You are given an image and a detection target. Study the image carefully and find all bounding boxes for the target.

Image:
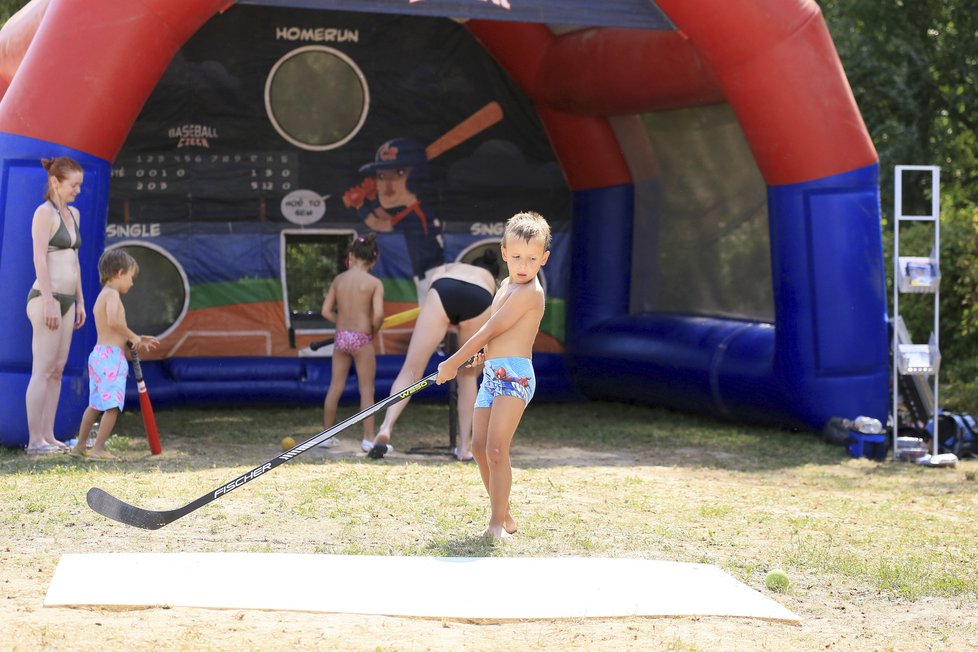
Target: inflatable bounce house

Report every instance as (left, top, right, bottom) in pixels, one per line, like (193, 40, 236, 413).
(0, 0, 889, 448)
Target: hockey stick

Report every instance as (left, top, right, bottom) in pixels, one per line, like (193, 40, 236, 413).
(127, 342, 163, 455)
(309, 306, 421, 351)
(86, 363, 454, 530)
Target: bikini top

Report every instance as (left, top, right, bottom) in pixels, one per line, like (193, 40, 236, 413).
(47, 202, 81, 252)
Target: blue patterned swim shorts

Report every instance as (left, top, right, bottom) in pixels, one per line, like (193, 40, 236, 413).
(474, 357, 535, 408)
(88, 344, 128, 411)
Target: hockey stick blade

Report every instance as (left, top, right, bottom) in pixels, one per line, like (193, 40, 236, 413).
(84, 364, 458, 529)
(87, 487, 185, 530)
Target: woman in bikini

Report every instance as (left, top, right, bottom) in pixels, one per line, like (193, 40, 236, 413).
(320, 233, 384, 446)
(25, 157, 86, 455)
(366, 249, 499, 461)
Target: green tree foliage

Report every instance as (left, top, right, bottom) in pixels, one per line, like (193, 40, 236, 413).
(284, 236, 346, 316)
(819, 0, 978, 410)
(0, 0, 29, 24)
(819, 0, 978, 189)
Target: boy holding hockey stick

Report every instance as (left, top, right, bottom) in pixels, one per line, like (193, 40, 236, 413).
(436, 211, 550, 539)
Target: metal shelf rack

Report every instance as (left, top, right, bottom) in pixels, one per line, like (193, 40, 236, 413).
(892, 165, 941, 458)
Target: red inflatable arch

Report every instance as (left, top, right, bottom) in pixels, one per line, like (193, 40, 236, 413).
(1, 0, 874, 185)
(0, 0, 888, 448)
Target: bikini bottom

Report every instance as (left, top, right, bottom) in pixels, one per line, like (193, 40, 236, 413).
(27, 288, 75, 317)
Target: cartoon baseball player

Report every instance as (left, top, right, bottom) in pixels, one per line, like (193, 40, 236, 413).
(343, 138, 445, 301)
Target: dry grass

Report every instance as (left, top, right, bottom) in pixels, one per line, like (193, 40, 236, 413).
(2, 400, 977, 651)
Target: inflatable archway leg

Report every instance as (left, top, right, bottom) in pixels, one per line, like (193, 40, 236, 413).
(768, 163, 889, 426)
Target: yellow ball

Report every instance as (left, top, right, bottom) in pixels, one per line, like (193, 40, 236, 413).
(281, 436, 296, 450)
(765, 569, 790, 593)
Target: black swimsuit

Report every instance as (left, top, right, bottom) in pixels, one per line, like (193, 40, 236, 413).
(431, 278, 493, 325)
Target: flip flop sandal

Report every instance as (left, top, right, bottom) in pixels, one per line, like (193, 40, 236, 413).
(25, 443, 62, 455)
(86, 450, 119, 461)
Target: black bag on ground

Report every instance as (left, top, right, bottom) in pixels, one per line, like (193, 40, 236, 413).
(930, 411, 978, 457)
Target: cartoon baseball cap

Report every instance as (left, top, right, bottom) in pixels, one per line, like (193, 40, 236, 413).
(359, 138, 428, 174)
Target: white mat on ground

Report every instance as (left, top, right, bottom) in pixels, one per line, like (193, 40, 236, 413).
(44, 553, 799, 622)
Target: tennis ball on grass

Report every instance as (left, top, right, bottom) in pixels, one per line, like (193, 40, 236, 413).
(281, 436, 296, 450)
(765, 569, 790, 593)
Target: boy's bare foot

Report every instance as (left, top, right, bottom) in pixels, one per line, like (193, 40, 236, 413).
(504, 513, 517, 535)
(373, 427, 391, 446)
(483, 524, 513, 540)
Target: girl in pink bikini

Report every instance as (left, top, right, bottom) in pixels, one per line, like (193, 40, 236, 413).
(320, 233, 384, 448)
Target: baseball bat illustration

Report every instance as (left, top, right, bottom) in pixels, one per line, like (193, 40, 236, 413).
(425, 101, 503, 160)
(127, 342, 162, 455)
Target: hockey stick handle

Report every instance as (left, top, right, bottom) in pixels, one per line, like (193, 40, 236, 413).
(126, 340, 144, 381)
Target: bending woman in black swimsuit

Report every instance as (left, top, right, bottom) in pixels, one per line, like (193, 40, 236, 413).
(24, 157, 86, 455)
(367, 250, 499, 460)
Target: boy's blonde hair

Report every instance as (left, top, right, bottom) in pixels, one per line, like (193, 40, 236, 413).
(503, 211, 551, 250)
(98, 249, 138, 285)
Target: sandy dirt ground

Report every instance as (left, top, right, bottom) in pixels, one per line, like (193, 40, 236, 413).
(4, 438, 978, 651)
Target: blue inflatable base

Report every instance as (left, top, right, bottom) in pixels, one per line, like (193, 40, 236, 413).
(124, 353, 579, 409)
